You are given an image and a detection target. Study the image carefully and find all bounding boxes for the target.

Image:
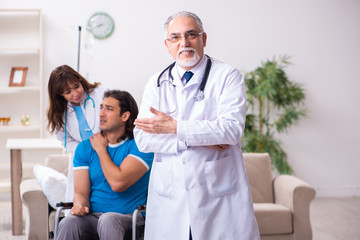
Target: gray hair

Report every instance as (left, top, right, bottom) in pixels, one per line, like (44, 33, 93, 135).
(164, 11, 204, 37)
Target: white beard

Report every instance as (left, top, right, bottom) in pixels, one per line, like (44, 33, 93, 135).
(176, 48, 201, 68)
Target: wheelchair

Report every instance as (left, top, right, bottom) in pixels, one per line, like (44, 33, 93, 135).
(51, 202, 146, 240)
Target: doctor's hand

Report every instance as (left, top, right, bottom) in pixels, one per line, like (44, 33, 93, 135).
(204, 144, 230, 151)
(90, 132, 108, 154)
(134, 107, 177, 134)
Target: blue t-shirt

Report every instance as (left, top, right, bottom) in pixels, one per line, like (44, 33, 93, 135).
(73, 138, 154, 214)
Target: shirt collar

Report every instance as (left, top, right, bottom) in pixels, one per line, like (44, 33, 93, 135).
(108, 138, 128, 148)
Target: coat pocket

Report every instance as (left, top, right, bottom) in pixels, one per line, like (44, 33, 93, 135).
(152, 160, 173, 198)
(204, 155, 239, 197)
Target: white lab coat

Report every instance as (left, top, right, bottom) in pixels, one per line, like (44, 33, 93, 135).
(56, 86, 105, 202)
(134, 57, 260, 240)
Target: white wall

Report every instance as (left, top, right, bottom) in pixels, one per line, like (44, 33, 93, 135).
(1, 0, 359, 197)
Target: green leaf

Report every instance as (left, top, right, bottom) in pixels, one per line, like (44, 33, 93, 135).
(275, 108, 308, 133)
(242, 55, 306, 174)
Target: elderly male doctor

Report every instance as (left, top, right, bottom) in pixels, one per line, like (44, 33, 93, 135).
(134, 11, 260, 240)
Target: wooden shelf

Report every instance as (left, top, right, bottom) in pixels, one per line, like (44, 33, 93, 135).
(0, 48, 39, 56)
(0, 86, 40, 94)
(0, 9, 40, 14)
(0, 124, 41, 132)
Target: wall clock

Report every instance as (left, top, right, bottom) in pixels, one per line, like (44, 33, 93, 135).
(87, 12, 114, 39)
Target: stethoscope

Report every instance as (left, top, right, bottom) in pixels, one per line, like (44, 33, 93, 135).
(64, 93, 95, 148)
(157, 55, 212, 103)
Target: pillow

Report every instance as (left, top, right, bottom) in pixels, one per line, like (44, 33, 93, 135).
(33, 165, 67, 209)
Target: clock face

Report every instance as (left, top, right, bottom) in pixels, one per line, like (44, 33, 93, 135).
(87, 12, 114, 39)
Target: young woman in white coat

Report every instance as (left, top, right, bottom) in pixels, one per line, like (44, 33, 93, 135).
(47, 65, 105, 203)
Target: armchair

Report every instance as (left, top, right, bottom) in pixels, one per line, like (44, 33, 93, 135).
(243, 153, 316, 240)
(20, 154, 69, 240)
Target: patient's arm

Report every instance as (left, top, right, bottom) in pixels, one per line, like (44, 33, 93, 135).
(71, 169, 91, 216)
(91, 132, 148, 192)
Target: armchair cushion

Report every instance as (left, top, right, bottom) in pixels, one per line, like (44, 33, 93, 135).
(33, 165, 67, 209)
(254, 203, 292, 235)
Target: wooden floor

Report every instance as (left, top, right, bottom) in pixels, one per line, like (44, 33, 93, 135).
(0, 195, 359, 240)
(310, 197, 360, 240)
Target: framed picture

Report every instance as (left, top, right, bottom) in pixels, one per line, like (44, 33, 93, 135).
(9, 67, 28, 86)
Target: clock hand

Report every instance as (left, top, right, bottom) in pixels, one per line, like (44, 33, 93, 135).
(92, 23, 104, 29)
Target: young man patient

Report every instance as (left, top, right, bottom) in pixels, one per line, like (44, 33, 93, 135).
(57, 90, 154, 240)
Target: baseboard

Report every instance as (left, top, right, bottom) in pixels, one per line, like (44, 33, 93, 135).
(315, 186, 360, 197)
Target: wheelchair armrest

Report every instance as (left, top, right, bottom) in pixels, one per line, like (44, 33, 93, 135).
(136, 204, 146, 211)
(56, 201, 74, 208)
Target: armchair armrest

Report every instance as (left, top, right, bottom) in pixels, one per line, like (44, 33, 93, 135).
(273, 174, 316, 240)
(20, 179, 50, 240)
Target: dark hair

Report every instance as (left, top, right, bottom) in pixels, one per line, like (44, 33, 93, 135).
(46, 65, 100, 134)
(103, 90, 138, 140)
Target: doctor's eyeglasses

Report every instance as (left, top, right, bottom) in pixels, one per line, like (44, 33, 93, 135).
(166, 31, 204, 43)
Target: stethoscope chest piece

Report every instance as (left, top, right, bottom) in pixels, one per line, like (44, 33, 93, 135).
(194, 90, 205, 101)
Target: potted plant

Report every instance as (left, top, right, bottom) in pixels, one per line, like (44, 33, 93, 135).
(242, 56, 307, 174)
